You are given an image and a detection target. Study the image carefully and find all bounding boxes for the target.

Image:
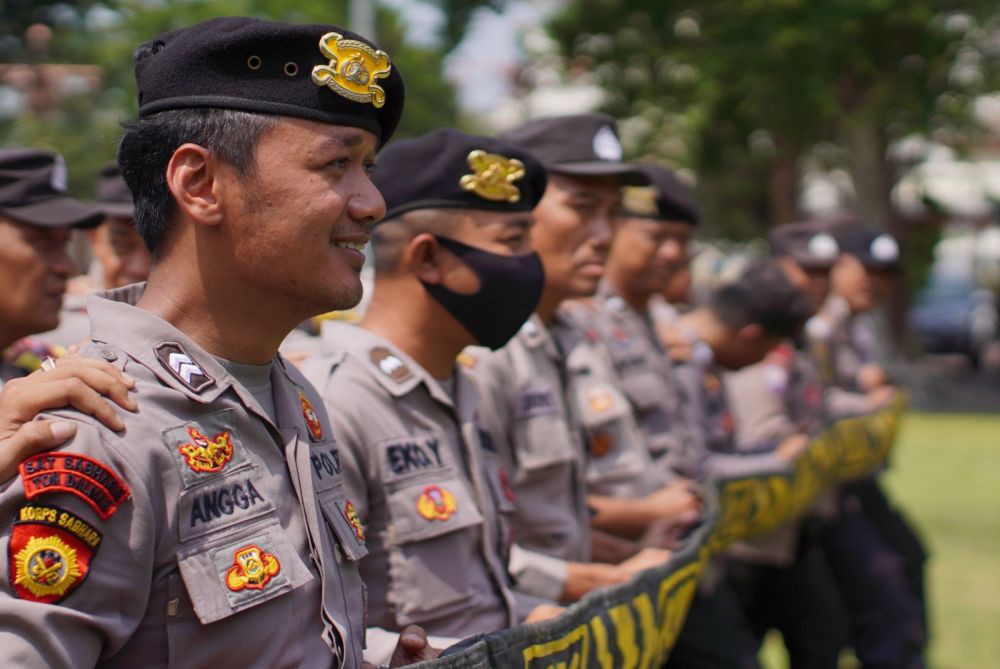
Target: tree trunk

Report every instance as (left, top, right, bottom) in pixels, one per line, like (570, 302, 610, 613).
(766, 135, 799, 228)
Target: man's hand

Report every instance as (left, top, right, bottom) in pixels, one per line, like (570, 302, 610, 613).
(867, 385, 897, 410)
(0, 357, 136, 481)
(638, 479, 702, 524)
(776, 433, 810, 462)
(384, 625, 442, 667)
(524, 603, 565, 624)
(857, 363, 889, 392)
(619, 547, 672, 576)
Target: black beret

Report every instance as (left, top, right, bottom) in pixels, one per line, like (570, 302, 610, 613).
(0, 148, 102, 228)
(830, 220, 902, 272)
(499, 113, 648, 185)
(373, 128, 548, 221)
(768, 220, 840, 271)
(135, 17, 405, 145)
(620, 164, 699, 225)
(95, 161, 133, 218)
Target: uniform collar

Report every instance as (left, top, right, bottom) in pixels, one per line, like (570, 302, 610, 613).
(87, 283, 284, 412)
(319, 320, 455, 407)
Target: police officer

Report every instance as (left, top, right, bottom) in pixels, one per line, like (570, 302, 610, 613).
(0, 149, 103, 382)
(300, 129, 565, 664)
(723, 222, 848, 669)
(563, 163, 699, 471)
(40, 161, 152, 348)
(0, 17, 431, 667)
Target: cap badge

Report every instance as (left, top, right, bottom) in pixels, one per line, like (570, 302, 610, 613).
(622, 186, 659, 216)
(871, 234, 900, 262)
(593, 125, 623, 161)
(312, 32, 392, 109)
(806, 233, 839, 260)
(459, 150, 525, 203)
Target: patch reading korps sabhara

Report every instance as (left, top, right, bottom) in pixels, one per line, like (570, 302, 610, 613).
(20, 453, 130, 520)
(155, 342, 215, 393)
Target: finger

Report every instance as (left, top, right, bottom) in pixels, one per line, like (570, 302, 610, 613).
(52, 357, 136, 390)
(397, 625, 429, 651)
(45, 365, 137, 411)
(57, 380, 126, 432)
(0, 420, 77, 482)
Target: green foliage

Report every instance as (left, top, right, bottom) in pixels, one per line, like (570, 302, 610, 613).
(549, 1, 1000, 238)
(0, 0, 458, 197)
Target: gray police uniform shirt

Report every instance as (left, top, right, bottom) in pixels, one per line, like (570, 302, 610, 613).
(807, 295, 874, 420)
(37, 292, 92, 349)
(723, 341, 828, 565)
(548, 312, 673, 499)
(301, 321, 527, 660)
(0, 285, 367, 668)
(462, 315, 592, 602)
(567, 282, 691, 465)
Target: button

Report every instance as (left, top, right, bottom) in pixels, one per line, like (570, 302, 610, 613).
(98, 348, 118, 362)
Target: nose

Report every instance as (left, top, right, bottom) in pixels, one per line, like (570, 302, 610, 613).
(588, 212, 613, 253)
(348, 173, 387, 231)
(50, 247, 75, 279)
(661, 238, 685, 263)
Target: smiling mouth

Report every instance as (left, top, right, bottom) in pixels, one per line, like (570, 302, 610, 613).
(331, 240, 366, 251)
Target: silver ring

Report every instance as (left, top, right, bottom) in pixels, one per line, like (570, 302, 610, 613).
(40, 356, 57, 372)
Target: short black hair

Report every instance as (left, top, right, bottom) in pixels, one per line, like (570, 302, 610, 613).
(116, 107, 276, 253)
(709, 260, 814, 338)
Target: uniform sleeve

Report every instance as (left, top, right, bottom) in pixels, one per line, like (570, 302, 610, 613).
(0, 420, 157, 668)
(724, 363, 798, 451)
(507, 543, 568, 603)
(824, 386, 874, 420)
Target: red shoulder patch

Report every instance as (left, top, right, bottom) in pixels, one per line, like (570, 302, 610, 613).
(9, 503, 102, 604)
(20, 453, 130, 520)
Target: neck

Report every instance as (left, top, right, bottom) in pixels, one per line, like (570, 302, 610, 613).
(535, 285, 567, 325)
(605, 263, 651, 312)
(361, 282, 470, 380)
(137, 260, 300, 365)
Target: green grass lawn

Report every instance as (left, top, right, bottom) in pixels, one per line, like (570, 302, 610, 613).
(762, 412, 1000, 669)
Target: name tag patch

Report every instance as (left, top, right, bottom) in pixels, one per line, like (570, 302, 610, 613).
(516, 385, 560, 419)
(20, 453, 130, 520)
(383, 435, 445, 478)
(179, 474, 274, 542)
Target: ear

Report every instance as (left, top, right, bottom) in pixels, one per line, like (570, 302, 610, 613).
(404, 233, 444, 284)
(165, 143, 223, 227)
(736, 323, 764, 341)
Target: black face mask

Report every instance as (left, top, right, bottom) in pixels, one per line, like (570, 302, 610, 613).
(420, 235, 545, 350)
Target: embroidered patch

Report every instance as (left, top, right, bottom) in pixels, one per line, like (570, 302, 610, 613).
(586, 387, 616, 414)
(163, 411, 250, 488)
(382, 435, 445, 479)
(344, 500, 365, 541)
(184, 477, 270, 535)
(299, 391, 323, 441)
(9, 504, 101, 604)
(369, 347, 412, 383)
(154, 342, 214, 393)
(178, 426, 235, 474)
(516, 385, 560, 419)
(416, 485, 457, 521)
(590, 428, 615, 458)
(312, 32, 392, 108)
(702, 372, 721, 393)
(20, 453, 130, 520)
(498, 468, 516, 502)
(459, 149, 525, 203)
(456, 351, 478, 369)
(225, 544, 281, 592)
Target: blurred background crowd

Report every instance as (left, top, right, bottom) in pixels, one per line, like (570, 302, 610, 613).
(1, 1, 998, 667)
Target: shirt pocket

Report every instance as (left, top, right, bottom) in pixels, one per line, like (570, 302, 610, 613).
(174, 516, 314, 625)
(382, 473, 486, 624)
(512, 412, 579, 473)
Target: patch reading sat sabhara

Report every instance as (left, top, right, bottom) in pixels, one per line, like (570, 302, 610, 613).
(154, 342, 214, 393)
(9, 503, 102, 604)
(311, 32, 392, 108)
(178, 425, 234, 474)
(370, 346, 412, 383)
(19, 453, 130, 520)
(298, 391, 323, 441)
(225, 544, 281, 592)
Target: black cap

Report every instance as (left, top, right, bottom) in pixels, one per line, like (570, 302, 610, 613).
(831, 221, 902, 272)
(95, 161, 134, 219)
(135, 17, 405, 145)
(620, 164, 699, 224)
(373, 128, 548, 221)
(0, 149, 103, 228)
(769, 220, 840, 271)
(499, 113, 648, 185)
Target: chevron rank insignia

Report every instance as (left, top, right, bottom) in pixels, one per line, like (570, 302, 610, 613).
(155, 342, 215, 393)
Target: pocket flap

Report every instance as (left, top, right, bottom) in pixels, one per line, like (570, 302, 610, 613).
(177, 522, 313, 624)
(387, 477, 484, 544)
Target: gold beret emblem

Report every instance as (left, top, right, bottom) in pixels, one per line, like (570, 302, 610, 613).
(312, 32, 392, 109)
(622, 186, 659, 217)
(459, 150, 526, 203)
